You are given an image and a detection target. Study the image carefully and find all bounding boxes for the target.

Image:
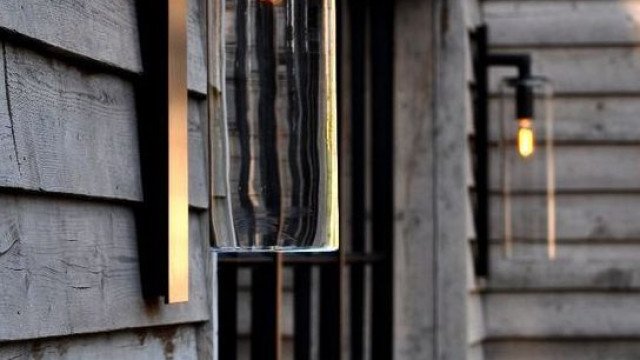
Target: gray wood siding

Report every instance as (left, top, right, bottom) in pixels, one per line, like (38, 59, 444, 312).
(477, 1, 640, 359)
(0, 0, 213, 356)
(0, 325, 199, 360)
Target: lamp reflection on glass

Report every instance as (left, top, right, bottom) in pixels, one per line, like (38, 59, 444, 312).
(209, 0, 338, 252)
(498, 76, 556, 260)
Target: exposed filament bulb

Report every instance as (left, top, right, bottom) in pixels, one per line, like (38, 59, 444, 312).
(517, 118, 534, 158)
(259, 0, 284, 5)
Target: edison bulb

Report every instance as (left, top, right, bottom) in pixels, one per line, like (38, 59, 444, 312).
(517, 118, 534, 158)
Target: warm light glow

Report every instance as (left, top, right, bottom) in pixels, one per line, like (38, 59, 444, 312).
(259, 0, 284, 5)
(517, 118, 534, 158)
(168, 0, 189, 304)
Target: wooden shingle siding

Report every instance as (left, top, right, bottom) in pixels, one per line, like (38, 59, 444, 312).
(0, 44, 209, 208)
(478, 0, 640, 358)
(485, 1, 640, 47)
(485, 341, 640, 360)
(0, 0, 207, 94)
(0, 325, 199, 360)
(484, 292, 640, 338)
(0, 197, 209, 341)
(490, 97, 640, 142)
(489, 47, 640, 95)
(0, 0, 212, 350)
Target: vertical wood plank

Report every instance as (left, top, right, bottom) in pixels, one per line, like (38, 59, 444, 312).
(434, 0, 476, 358)
(392, 0, 436, 358)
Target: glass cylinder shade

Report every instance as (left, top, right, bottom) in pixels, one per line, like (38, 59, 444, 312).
(497, 77, 555, 259)
(215, 0, 338, 251)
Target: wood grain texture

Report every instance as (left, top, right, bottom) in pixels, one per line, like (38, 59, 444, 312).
(483, 292, 640, 338)
(188, 99, 209, 209)
(490, 254, 640, 290)
(0, 195, 209, 342)
(0, 0, 141, 71)
(489, 194, 640, 241)
(0, 0, 207, 93)
(489, 145, 640, 191)
(484, 340, 640, 360)
(488, 47, 640, 95)
(488, 96, 640, 142)
(0, 43, 142, 201)
(0, 46, 20, 185)
(484, 1, 640, 47)
(0, 325, 199, 360)
(394, 0, 436, 358)
(0, 44, 208, 208)
(434, 0, 475, 358)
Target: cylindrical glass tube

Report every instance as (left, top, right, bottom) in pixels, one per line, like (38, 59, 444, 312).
(497, 77, 555, 259)
(214, 0, 338, 251)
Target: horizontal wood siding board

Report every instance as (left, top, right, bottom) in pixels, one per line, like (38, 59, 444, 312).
(0, 195, 209, 342)
(489, 257, 640, 291)
(483, 292, 640, 338)
(0, 0, 207, 94)
(488, 96, 640, 142)
(488, 47, 640, 95)
(484, 340, 640, 360)
(483, 1, 640, 47)
(489, 145, 640, 191)
(0, 325, 199, 360)
(0, 44, 208, 208)
(489, 194, 640, 241)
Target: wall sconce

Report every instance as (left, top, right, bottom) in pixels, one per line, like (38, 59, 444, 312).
(472, 25, 556, 277)
(136, 0, 190, 303)
(208, 0, 338, 251)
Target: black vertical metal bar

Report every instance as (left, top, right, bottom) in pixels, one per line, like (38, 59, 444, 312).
(134, 0, 170, 300)
(319, 261, 342, 359)
(218, 262, 238, 360)
(369, 0, 394, 359)
(251, 254, 282, 360)
(473, 25, 489, 277)
(293, 264, 312, 360)
(348, 0, 366, 358)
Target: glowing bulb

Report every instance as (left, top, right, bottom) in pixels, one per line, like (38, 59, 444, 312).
(517, 118, 534, 158)
(259, 0, 284, 5)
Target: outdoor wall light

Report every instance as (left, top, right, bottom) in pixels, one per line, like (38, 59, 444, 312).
(207, 0, 338, 252)
(136, 0, 190, 303)
(473, 25, 556, 277)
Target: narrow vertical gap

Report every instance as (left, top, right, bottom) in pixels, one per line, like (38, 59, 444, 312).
(251, 255, 282, 360)
(219, 262, 239, 360)
(369, 0, 394, 358)
(319, 263, 341, 359)
(294, 264, 312, 360)
(347, 0, 366, 358)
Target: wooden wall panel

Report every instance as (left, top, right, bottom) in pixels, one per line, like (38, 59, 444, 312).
(0, 0, 207, 93)
(489, 96, 640, 142)
(0, 44, 208, 208)
(484, 1, 640, 47)
(485, 340, 640, 360)
(484, 292, 640, 338)
(0, 325, 199, 360)
(489, 145, 640, 191)
(489, 194, 640, 241)
(489, 47, 640, 95)
(0, 196, 209, 341)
